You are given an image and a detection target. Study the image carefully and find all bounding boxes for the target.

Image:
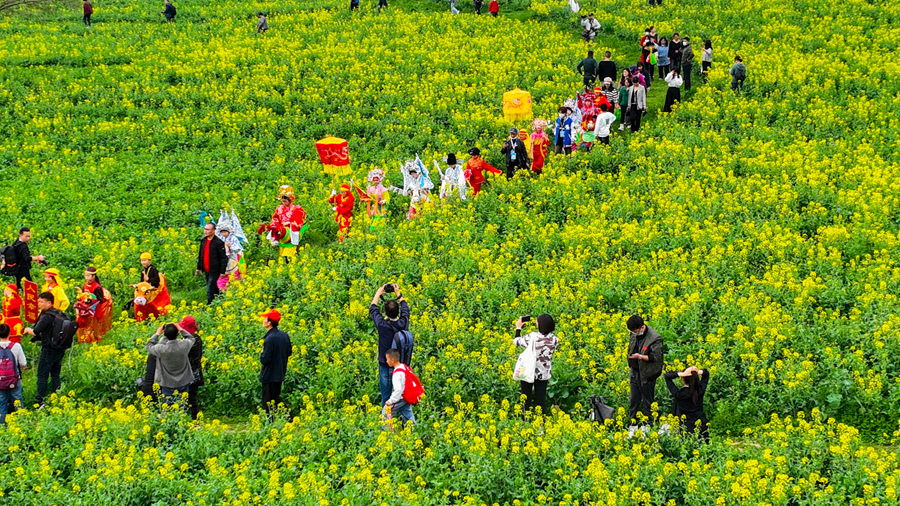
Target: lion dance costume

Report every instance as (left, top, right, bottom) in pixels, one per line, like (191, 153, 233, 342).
(258, 185, 308, 259)
(328, 184, 355, 242)
(1, 284, 23, 345)
(74, 268, 113, 344)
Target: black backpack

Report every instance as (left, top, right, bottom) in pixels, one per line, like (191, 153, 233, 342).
(589, 395, 615, 423)
(390, 325, 414, 366)
(50, 313, 78, 350)
(0, 243, 18, 276)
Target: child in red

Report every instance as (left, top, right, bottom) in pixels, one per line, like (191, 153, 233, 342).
(489, 0, 499, 17)
(328, 184, 355, 242)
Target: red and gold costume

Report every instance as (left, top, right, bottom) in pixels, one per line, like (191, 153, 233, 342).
(134, 272, 171, 322)
(259, 185, 308, 259)
(328, 184, 355, 242)
(1, 284, 23, 345)
(530, 118, 549, 174)
(464, 148, 502, 196)
(74, 278, 113, 344)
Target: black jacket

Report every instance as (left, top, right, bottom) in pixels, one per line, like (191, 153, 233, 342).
(31, 308, 65, 345)
(12, 240, 31, 276)
(141, 264, 161, 288)
(665, 370, 710, 437)
(188, 333, 204, 385)
(501, 138, 530, 169)
(197, 236, 227, 275)
(259, 328, 292, 383)
(627, 325, 664, 384)
(597, 60, 617, 83)
(577, 57, 598, 78)
(670, 40, 684, 64)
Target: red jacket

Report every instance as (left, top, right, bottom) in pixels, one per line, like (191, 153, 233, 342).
(489, 0, 499, 12)
(84, 2, 93, 14)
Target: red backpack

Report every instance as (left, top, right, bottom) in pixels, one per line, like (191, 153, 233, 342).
(0, 346, 20, 390)
(393, 365, 424, 405)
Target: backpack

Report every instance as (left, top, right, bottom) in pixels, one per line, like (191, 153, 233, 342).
(393, 366, 424, 405)
(50, 312, 78, 350)
(390, 326, 414, 366)
(589, 395, 615, 423)
(0, 243, 18, 276)
(0, 346, 20, 390)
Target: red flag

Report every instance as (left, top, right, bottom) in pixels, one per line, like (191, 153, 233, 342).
(23, 280, 39, 324)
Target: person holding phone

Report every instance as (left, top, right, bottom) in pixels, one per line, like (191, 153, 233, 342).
(513, 314, 558, 415)
(626, 315, 664, 424)
(370, 283, 409, 406)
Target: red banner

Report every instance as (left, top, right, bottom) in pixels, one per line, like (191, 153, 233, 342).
(23, 280, 39, 324)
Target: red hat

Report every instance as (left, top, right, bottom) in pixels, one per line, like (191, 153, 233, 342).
(5, 284, 17, 292)
(340, 184, 351, 192)
(259, 309, 281, 323)
(179, 316, 198, 335)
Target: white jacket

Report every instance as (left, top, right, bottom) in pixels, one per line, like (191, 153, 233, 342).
(580, 18, 600, 32)
(665, 71, 683, 88)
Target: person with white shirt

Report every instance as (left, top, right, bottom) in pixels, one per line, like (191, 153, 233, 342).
(593, 103, 617, 145)
(663, 69, 683, 113)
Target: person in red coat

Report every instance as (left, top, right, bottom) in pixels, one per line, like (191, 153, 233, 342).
(328, 184, 355, 242)
(1, 285, 23, 345)
(488, 0, 499, 17)
(464, 148, 502, 196)
(82, 0, 93, 27)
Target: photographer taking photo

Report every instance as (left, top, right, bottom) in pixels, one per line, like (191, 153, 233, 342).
(370, 283, 410, 406)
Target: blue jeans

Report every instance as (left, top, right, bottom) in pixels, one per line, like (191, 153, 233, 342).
(382, 400, 415, 430)
(379, 363, 393, 406)
(0, 381, 24, 425)
(160, 385, 190, 406)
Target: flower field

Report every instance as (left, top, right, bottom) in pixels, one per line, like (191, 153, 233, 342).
(2, 0, 900, 503)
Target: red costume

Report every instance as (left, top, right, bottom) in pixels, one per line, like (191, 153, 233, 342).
(1, 284, 23, 345)
(260, 185, 308, 258)
(328, 184, 355, 242)
(75, 280, 113, 344)
(464, 149, 501, 196)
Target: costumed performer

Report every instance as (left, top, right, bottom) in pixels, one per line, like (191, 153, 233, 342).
(74, 266, 113, 344)
(464, 148, 502, 197)
(390, 156, 435, 220)
(328, 183, 355, 242)
(1, 284, 23, 345)
(133, 252, 171, 322)
(258, 185, 308, 261)
(42, 267, 70, 312)
(357, 168, 390, 230)
(530, 119, 549, 174)
(216, 223, 245, 291)
(436, 153, 466, 201)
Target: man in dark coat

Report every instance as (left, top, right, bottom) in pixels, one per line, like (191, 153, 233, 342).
(500, 127, 530, 179)
(259, 309, 292, 414)
(625, 315, 664, 423)
(196, 223, 227, 305)
(10, 227, 45, 290)
(23, 292, 67, 407)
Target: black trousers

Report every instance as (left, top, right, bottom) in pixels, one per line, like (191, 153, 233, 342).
(36, 347, 67, 405)
(628, 371, 658, 422)
(262, 382, 283, 413)
(663, 86, 681, 112)
(628, 107, 643, 132)
(204, 272, 220, 304)
(682, 62, 693, 90)
(598, 135, 610, 145)
(83, 14, 91, 26)
(658, 64, 670, 79)
(188, 383, 201, 419)
(520, 379, 548, 414)
(14, 271, 31, 290)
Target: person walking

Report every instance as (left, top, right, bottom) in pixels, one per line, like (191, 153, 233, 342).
(656, 37, 670, 80)
(626, 80, 647, 133)
(730, 55, 746, 91)
(8, 227, 46, 290)
(664, 366, 710, 441)
(626, 315, 664, 424)
(23, 292, 68, 407)
(256, 12, 268, 33)
(617, 77, 630, 130)
(161, 0, 176, 22)
(370, 283, 410, 406)
(145, 323, 195, 406)
(488, 0, 498, 17)
(377, 0, 388, 12)
(450, 0, 460, 14)
(576, 50, 598, 88)
(1, 285, 24, 345)
(701, 40, 712, 82)
(681, 37, 695, 91)
(597, 51, 617, 83)
(196, 222, 227, 305)
(0, 324, 26, 425)
(593, 103, 617, 145)
(382, 348, 416, 428)
(501, 127, 529, 179)
(259, 309, 292, 414)
(513, 314, 558, 415)
(180, 316, 203, 419)
(663, 68, 683, 112)
(82, 0, 93, 26)
(473, 0, 483, 14)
